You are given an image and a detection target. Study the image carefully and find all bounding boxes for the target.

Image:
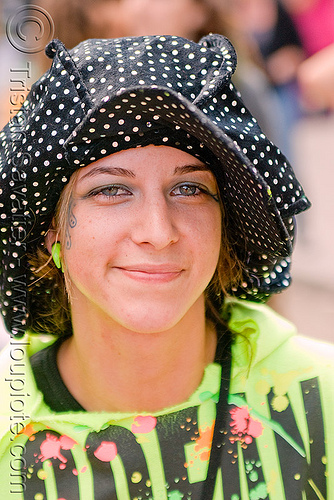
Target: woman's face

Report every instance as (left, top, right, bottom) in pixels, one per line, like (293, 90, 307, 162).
(59, 145, 222, 334)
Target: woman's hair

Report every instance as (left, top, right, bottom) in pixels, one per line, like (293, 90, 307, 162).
(28, 167, 243, 336)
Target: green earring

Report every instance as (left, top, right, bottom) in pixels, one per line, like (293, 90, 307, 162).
(52, 242, 63, 271)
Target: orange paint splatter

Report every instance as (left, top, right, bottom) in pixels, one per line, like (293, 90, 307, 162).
(183, 424, 215, 464)
(20, 423, 36, 437)
(199, 450, 210, 462)
(194, 425, 214, 454)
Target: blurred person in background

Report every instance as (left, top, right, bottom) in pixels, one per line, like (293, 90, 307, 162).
(34, 0, 286, 150)
(219, 0, 306, 156)
(274, 1, 334, 336)
(281, 0, 334, 58)
(35, 0, 223, 71)
(281, 0, 334, 113)
(297, 43, 334, 112)
(220, 0, 305, 86)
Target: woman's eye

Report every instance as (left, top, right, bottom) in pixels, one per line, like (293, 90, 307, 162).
(171, 183, 206, 197)
(88, 185, 131, 198)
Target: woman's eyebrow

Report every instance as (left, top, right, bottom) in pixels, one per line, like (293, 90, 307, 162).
(173, 164, 210, 175)
(78, 163, 209, 183)
(78, 166, 136, 182)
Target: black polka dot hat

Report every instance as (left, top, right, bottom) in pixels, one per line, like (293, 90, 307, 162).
(0, 34, 310, 336)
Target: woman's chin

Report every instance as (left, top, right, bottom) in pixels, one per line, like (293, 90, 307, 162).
(112, 295, 206, 335)
(71, 284, 206, 335)
(115, 308, 186, 335)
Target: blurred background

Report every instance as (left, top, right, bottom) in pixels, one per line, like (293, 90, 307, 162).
(1, 0, 334, 347)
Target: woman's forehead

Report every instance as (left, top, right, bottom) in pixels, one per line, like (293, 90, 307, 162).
(76, 144, 210, 179)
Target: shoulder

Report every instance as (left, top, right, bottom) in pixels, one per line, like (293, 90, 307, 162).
(290, 333, 334, 368)
(225, 298, 334, 377)
(226, 300, 334, 488)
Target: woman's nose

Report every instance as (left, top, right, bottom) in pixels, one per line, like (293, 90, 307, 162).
(131, 196, 179, 250)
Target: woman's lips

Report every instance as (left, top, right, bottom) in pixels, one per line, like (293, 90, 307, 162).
(114, 265, 184, 283)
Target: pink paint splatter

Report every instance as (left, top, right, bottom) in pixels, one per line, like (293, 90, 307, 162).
(94, 441, 118, 462)
(247, 417, 263, 438)
(131, 415, 157, 434)
(230, 407, 263, 444)
(39, 434, 67, 463)
(59, 435, 77, 450)
(38, 433, 77, 463)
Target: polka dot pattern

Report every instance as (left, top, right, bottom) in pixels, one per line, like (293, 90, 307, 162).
(0, 34, 310, 336)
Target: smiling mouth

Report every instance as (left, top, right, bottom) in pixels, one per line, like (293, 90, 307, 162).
(114, 266, 184, 283)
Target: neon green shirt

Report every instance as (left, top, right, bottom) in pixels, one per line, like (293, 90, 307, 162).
(0, 299, 333, 499)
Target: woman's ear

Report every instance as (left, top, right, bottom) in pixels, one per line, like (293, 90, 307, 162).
(45, 228, 58, 254)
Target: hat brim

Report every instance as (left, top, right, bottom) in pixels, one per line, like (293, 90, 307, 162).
(65, 86, 290, 258)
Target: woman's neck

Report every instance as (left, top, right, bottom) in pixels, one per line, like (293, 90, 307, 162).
(57, 301, 217, 413)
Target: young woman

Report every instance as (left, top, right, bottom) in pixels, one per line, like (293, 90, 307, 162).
(0, 34, 333, 499)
